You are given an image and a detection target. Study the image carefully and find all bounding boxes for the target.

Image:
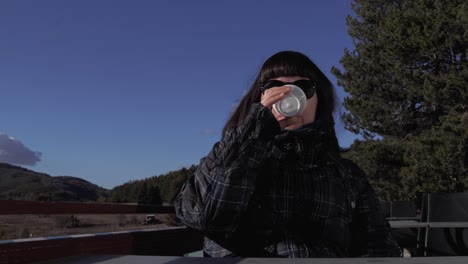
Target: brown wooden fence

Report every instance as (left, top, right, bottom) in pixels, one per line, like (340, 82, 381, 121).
(0, 200, 203, 264)
(0, 200, 176, 214)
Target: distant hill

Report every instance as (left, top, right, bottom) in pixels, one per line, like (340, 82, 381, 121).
(0, 163, 109, 202)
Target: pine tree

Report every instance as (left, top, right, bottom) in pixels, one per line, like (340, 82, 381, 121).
(147, 185, 162, 205)
(333, 0, 467, 199)
(342, 138, 405, 201)
(137, 181, 149, 205)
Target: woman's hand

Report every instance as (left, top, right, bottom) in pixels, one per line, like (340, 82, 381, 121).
(260, 86, 291, 109)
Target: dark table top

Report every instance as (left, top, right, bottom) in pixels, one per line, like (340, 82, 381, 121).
(389, 220, 468, 229)
(42, 255, 468, 264)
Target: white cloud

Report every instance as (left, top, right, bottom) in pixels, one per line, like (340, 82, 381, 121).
(0, 133, 42, 166)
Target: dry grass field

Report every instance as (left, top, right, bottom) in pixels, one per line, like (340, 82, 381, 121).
(0, 213, 178, 240)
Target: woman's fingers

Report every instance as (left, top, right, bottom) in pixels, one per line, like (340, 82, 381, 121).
(260, 86, 291, 108)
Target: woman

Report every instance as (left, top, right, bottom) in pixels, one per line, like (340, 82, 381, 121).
(174, 51, 401, 258)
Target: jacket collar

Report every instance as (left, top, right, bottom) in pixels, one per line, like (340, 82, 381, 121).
(274, 120, 340, 165)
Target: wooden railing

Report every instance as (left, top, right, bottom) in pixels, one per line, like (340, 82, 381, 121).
(0, 200, 203, 264)
(2, 201, 468, 263)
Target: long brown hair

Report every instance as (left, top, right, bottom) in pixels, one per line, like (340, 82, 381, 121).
(223, 50, 337, 135)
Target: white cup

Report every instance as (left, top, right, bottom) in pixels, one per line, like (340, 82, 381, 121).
(273, 84, 307, 117)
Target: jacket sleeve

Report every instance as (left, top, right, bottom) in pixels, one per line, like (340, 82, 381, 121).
(174, 103, 280, 243)
(343, 159, 402, 257)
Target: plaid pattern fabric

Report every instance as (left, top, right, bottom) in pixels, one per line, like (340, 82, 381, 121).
(174, 103, 401, 258)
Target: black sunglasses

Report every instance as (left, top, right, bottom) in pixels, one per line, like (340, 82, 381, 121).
(260, 79, 317, 99)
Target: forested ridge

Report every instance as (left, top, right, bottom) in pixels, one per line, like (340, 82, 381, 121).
(0, 162, 195, 205)
(107, 165, 197, 205)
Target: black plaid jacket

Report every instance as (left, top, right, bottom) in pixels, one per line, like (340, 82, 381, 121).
(174, 103, 401, 258)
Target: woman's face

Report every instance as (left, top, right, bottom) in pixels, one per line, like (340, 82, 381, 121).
(262, 76, 317, 130)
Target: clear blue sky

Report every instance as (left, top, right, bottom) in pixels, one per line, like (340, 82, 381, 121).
(0, 0, 359, 189)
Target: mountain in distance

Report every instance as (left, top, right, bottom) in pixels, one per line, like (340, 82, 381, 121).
(0, 163, 109, 202)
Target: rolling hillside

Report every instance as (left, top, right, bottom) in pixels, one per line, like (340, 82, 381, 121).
(0, 163, 109, 201)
